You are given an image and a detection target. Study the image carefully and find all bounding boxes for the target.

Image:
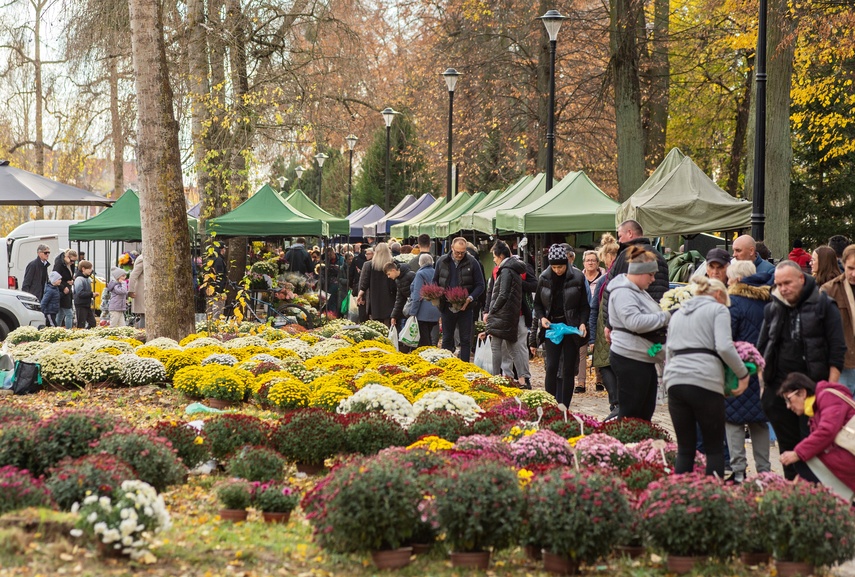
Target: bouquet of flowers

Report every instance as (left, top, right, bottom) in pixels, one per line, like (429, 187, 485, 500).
(725, 341, 765, 394)
(659, 284, 695, 311)
(444, 286, 469, 311)
(419, 283, 445, 305)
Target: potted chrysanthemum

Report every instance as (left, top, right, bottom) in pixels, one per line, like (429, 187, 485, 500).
(254, 481, 299, 524)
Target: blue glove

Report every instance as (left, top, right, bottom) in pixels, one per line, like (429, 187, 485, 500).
(544, 323, 583, 345)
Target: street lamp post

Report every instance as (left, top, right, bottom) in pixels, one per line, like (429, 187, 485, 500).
(345, 134, 358, 215)
(295, 166, 304, 190)
(751, 0, 767, 241)
(276, 175, 287, 193)
(442, 68, 461, 202)
(539, 9, 566, 190)
(381, 107, 398, 212)
(315, 152, 328, 206)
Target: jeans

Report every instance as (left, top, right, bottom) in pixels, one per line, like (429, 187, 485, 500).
(75, 306, 97, 329)
(490, 316, 530, 380)
(761, 387, 810, 480)
(668, 385, 726, 476)
(837, 368, 855, 395)
(440, 308, 474, 362)
(545, 335, 582, 406)
(600, 365, 619, 407)
(725, 421, 772, 475)
(57, 307, 73, 329)
(610, 351, 658, 421)
(417, 320, 438, 347)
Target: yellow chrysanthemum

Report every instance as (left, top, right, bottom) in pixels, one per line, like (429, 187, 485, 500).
(308, 384, 353, 411)
(406, 436, 454, 452)
(517, 468, 534, 488)
(267, 377, 311, 410)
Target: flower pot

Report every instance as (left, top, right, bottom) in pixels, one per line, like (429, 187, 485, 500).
(411, 543, 432, 555)
(740, 551, 771, 566)
(97, 540, 129, 559)
(666, 555, 704, 574)
(541, 550, 579, 575)
(615, 545, 645, 559)
(205, 398, 237, 410)
(775, 561, 814, 577)
(450, 551, 490, 569)
(371, 547, 413, 570)
(524, 545, 543, 561)
(295, 462, 325, 475)
(218, 508, 248, 522)
(262, 511, 291, 524)
(429, 299, 441, 308)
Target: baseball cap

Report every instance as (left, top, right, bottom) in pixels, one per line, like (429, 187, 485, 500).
(706, 248, 731, 266)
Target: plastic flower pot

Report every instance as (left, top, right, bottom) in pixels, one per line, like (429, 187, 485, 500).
(218, 508, 248, 522)
(371, 547, 413, 570)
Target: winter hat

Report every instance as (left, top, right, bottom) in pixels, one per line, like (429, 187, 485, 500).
(48, 271, 62, 284)
(792, 238, 803, 249)
(705, 248, 731, 266)
(548, 244, 568, 265)
(111, 267, 126, 281)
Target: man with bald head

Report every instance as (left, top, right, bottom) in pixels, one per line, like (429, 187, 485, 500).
(732, 235, 775, 276)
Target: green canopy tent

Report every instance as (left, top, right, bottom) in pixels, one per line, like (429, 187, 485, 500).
(495, 171, 619, 233)
(206, 184, 328, 237)
(453, 175, 532, 233)
(412, 192, 473, 238)
(389, 197, 448, 238)
(69, 190, 199, 241)
(431, 192, 488, 238)
(282, 189, 350, 236)
(468, 173, 552, 234)
(615, 149, 751, 236)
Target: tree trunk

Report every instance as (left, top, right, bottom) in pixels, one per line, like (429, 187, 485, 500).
(109, 56, 124, 198)
(726, 53, 753, 197)
(187, 0, 211, 218)
(128, 0, 195, 339)
(610, 0, 646, 201)
(201, 0, 229, 227)
(33, 0, 45, 219)
(643, 0, 670, 170)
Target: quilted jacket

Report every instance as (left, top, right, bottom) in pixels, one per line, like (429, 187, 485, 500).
(725, 281, 771, 423)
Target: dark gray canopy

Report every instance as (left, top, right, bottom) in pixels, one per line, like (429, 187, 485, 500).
(0, 161, 113, 206)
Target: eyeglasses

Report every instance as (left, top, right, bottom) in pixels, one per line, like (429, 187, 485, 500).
(784, 391, 799, 406)
(41, 251, 50, 255)
(452, 250, 466, 258)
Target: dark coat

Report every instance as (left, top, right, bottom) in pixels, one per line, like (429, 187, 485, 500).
(757, 274, 846, 388)
(53, 254, 75, 309)
(820, 274, 855, 370)
(40, 283, 61, 315)
(212, 252, 228, 292)
(22, 256, 50, 300)
(486, 258, 525, 342)
(358, 260, 396, 320)
(601, 237, 670, 330)
(485, 257, 537, 326)
(284, 244, 312, 274)
(391, 264, 416, 320)
(532, 266, 590, 346)
(72, 271, 94, 307)
(432, 251, 486, 313)
(726, 282, 771, 424)
(794, 381, 855, 492)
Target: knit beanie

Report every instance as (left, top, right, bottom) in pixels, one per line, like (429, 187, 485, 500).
(111, 267, 126, 281)
(48, 271, 62, 284)
(548, 244, 568, 265)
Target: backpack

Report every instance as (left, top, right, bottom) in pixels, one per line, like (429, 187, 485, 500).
(11, 361, 42, 395)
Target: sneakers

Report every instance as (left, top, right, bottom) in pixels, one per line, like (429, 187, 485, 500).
(725, 472, 745, 485)
(521, 378, 532, 390)
(574, 386, 586, 394)
(604, 405, 620, 422)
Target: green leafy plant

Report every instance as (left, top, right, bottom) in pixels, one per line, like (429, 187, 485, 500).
(407, 410, 470, 443)
(596, 418, 672, 444)
(0, 420, 38, 472)
(33, 410, 123, 475)
(435, 458, 524, 552)
(95, 429, 187, 493)
(203, 414, 269, 462)
(254, 481, 300, 513)
(0, 466, 52, 514)
(226, 446, 286, 482)
(269, 410, 345, 466)
(524, 469, 631, 561)
(45, 454, 135, 511)
(216, 479, 254, 510)
(151, 421, 210, 469)
(343, 414, 408, 455)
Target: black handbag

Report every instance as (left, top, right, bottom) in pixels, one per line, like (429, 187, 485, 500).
(11, 361, 42, 395)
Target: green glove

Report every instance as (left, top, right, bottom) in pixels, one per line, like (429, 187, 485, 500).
(647, 343, 663, 357)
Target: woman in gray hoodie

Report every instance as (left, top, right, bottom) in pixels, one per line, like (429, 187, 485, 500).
(663, 276, 750, 476)
(607, 246, 671, 421)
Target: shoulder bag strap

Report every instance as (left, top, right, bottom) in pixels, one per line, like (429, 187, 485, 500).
(823, 387, 855, 411)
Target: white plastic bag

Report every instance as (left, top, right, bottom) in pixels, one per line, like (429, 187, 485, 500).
(347, 293, 359, 322)
(473, 335, 493, 372)
(388, 325, 399, 351)
(400, 316, 420, 348)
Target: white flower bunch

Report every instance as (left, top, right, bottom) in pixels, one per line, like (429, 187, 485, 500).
(37, 352, 80, 387)
(417, 347, 455, 363)
(91, 326, 141, 339)
(78, 338, 135, 356)
(307, 338, 350, 358)
(70, 480, 171, 562)
(5, 326, 41, 345)
(273, 338, 311, 360)
(9, 340, 50, 361)
(75, 352, 123, 385)
(518, 390, 558, 409)
(248, 353, 286, 366)
(141, 337, 182, 350)
(117, 355, 167, 387)
(201, 353, 239, 366)
(412, 391, 483, 422)
(336, 384, 415, 425)
(183, 337, 223, 349)
(221, 335, 269, 349)
(38, 327, 81, 343)
(463, 371, 485, 382)
(660, 284, 696, 311)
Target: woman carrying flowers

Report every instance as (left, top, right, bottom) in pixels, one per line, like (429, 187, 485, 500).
(409, 254, 440, 347)
(777, 372, 855, 499)
(663, 276, 749, 476)
(724, 260, 772, 483)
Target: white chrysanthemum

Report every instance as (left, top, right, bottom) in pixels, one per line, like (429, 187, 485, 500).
(201, 353, 239, 366)
(75, 352, 123, 384)
(117, 355, 167, 387)
(221, 335, 269, 349)
(183, 337, 223, 349)
(140, 337, 182, 350)
(336, 384, 414, 425)
(412, 391, 483, 422)
(417, 347, 455, 363)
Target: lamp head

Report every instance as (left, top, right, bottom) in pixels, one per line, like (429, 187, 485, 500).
(381, 107, 398, 128)
(345, 134, 358, 151)
(539, 9, 566, 42)
(442, 68, 461, 92)
(315, 152, 329, 168)
(295, 166, 304, 179)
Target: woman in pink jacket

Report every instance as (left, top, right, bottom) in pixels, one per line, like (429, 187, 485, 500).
(779, 372, 855, 498)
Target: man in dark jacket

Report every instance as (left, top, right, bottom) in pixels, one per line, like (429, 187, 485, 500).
(21, 244, 52, 300)
(484, 241, 528, 385)
(757, 259, 846, 479)
(433, 237, 486, 362)
(409, 234, 432, 269)
(385, 262, 416, 327)
(53, 249, 77, 329)
(284, 238, 312, 274)
(601, 219, 670, 336)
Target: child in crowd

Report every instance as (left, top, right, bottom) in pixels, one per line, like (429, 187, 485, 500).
(73, 260, 97, 329)
(41, 271, 63, 327)
(106, 267, 129, 327)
